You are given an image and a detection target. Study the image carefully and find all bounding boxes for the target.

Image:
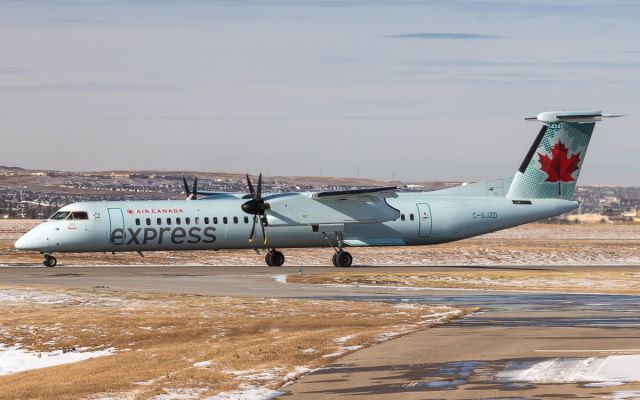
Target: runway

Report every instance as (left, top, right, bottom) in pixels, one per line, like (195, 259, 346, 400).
(2, 265, 639, 399)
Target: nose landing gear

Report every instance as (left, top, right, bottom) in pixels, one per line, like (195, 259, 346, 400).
(43, 254, 57, 267)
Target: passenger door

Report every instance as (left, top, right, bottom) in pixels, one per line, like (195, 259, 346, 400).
(416, 203, 432, 238)
(108, 208, 125, 245)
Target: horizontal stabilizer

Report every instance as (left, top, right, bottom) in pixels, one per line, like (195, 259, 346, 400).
(525, 110, 624, 124)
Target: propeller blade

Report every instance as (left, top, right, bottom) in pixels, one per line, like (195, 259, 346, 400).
(246, 174, 255, 199)
(192, 176, 198, 200)
(182, 175, 191, 196)
(257, 173, 262, 199)
(249, 215, 257, 243)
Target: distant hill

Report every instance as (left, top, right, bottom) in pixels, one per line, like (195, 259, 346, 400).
(0, 166, 460, 195)
(1, 166, 639, 219)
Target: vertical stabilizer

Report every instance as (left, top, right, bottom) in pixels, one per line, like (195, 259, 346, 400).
(507, 111, 620, 200)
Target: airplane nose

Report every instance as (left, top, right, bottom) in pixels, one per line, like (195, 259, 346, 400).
(14, 229, 49, 251)
(14, 234, 30, 250)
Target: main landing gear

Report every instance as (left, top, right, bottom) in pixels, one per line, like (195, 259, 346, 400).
(43, 254, 57, 267)
(265, 249, 285, 267)
(323, 232, 353, 268)
(332, 251, 353, 268)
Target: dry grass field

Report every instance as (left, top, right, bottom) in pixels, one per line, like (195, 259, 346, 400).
(0, 286, 469, 399)
(1, 220, 640, 267)
(287, 270, 640, 294)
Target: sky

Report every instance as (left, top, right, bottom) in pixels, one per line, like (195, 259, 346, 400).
(0, 0, 639, 185)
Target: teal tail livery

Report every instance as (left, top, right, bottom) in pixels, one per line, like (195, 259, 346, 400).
(507, 111, 622, 200)
(14, 110, 623, 268)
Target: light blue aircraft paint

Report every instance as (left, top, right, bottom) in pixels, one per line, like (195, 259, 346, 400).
(15, 111, 622, 267)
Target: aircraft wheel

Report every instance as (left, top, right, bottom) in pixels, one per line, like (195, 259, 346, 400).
(265, 250, 284, 267)
(43, 256, 57, 268)
(270, 251, 285, 267)
(335, 251, 352, 268)
(332, 253, 339, 268)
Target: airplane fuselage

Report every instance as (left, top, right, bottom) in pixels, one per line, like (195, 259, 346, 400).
(15, 192, 577, 255)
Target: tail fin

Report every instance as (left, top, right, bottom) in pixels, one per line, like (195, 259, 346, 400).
(507, 111, 621, 200)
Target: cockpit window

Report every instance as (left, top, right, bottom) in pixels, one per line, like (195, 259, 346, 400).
(68, 212, 89, 220)
(50, 211, 70, 220)
(49, 211, 89, 220)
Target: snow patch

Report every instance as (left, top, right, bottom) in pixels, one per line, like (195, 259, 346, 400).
(0, 344, 116, 375)
(205, 384, 284, 400)
(604, 392, 640, 400)
(400, 361, 482, 390)
(283, 366, 311, 382)
(155, 388, 207, 399)
(334, 334, 357, 344)
(393, 303, 420, 309)
(0, 289, 133, 308)
(193, 360, 213, 368)
(376, 332, 400, 342)
(403, 379, 466, 389)
(496, 355, 640, 384)
(583, 381, 625, 387)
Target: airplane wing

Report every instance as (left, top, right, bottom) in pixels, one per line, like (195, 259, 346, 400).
(311, 186, 399, 201)
(265, 187, 401, 226)
(198, 192, 246, 199)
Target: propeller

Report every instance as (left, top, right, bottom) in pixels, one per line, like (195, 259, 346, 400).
(182, 175, 198, 200)
(241, 173, 270, 244)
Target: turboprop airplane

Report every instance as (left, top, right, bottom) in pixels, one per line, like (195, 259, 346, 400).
(15, 110, 621, 267)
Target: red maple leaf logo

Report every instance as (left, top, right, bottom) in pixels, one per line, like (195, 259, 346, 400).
(538, 141, 580, 182)
(127, 209, 134, 215)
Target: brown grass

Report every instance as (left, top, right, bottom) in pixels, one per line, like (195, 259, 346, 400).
(287, 270, 640, 294)
(0, 286, 470, 399)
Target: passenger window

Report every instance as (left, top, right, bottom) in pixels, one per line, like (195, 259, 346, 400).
(157, 218, 162, 225)
(213, 217, 218, 224)
(223, 217, 228, 224)
(244, 216, 249, 224)
(233, 216, 238, 224)
(177, 218, 181, 225)
(186, 217, 191, 225)
(195, 217, 200, 224)
(400, 214, 405, 221)
(136, 218, 141, 226)
(204, 217, 209, 224)
(50, 211, 70, 220)
(68, 212, 89, 220)
(166, 218, 172, 225)
(146, 218, 151, 226)
(410, 214, 414, 221)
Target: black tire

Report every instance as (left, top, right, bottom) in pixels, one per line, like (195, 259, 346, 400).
(43, 256, 57, 267)
(332, 253, 339, 268)
(270, 251, 285, 267)
(265, 252, 273, 266)
(336, 251, 352, 268)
